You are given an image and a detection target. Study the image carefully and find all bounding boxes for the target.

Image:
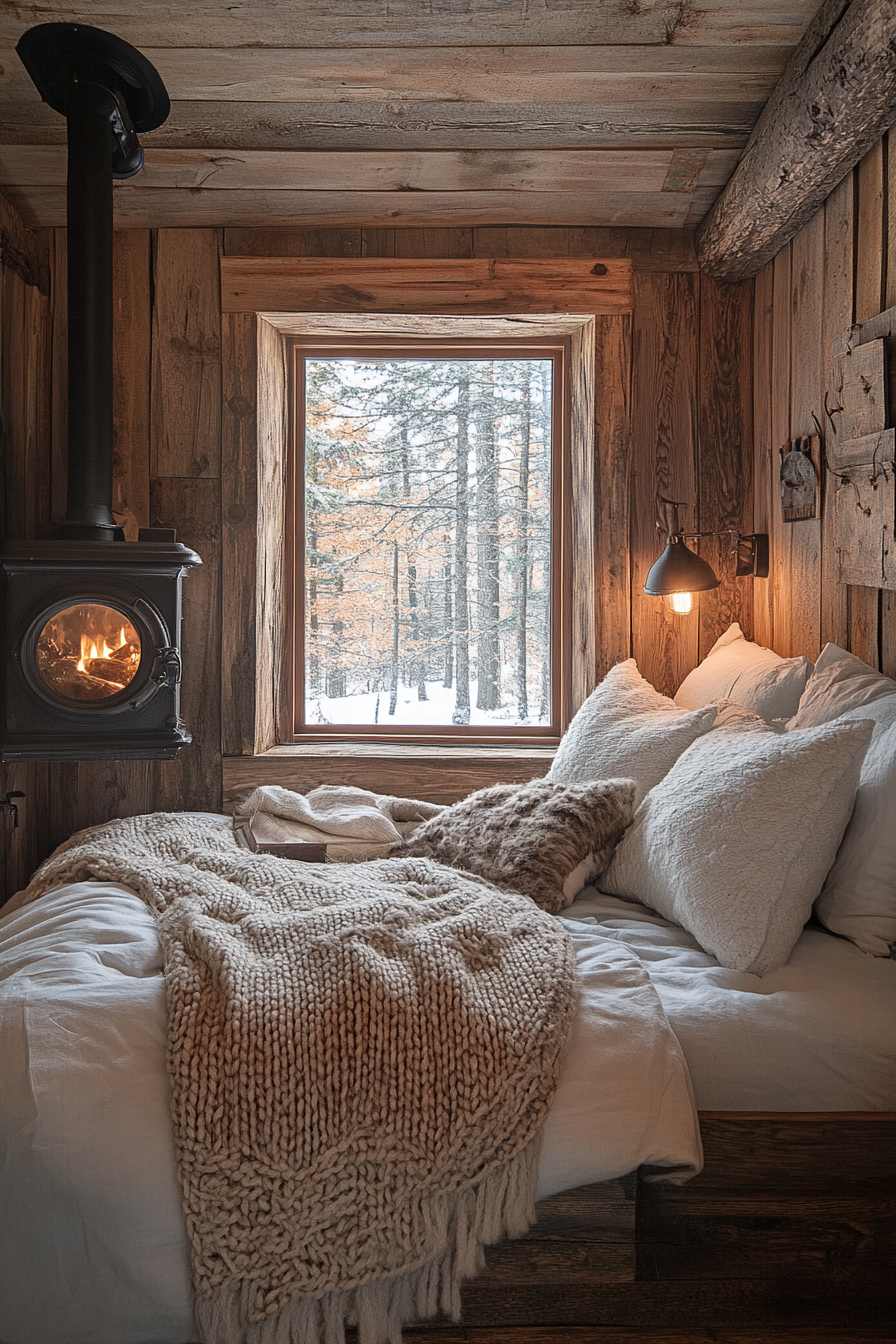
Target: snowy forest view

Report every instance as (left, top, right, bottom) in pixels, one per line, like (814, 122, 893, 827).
(302, 354, 554, 729)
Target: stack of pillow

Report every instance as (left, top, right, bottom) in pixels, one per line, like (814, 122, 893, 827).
(403, 621, 894, 976)
(549, 624, 894, 975)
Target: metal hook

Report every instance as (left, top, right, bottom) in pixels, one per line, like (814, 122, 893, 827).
(1, 791, 25, 828)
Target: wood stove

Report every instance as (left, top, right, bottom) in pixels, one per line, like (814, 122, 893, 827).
(2, 24, 201, 761)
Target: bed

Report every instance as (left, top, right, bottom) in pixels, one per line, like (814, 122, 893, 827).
(2, 629, 896, 1342)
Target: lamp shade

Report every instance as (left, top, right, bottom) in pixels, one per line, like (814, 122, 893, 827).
(644, 537, 720, 596)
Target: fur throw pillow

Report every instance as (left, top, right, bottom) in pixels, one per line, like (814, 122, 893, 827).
(396, 777, 636, 914)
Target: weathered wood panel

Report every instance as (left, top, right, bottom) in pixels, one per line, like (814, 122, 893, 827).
(594, 314, 633, 677)
(785, 206, 823, 660)
(0, 97, 766, 154)
(0, 146, 739, 196)
(222, 750, 553, 811)
(751, 262, 774, 649)
(112, 230, 151, 540)
(221, 256, 633, 316)
(4, 184, 720, 233)
(0, 2, 820, 50)
(151, 229, 222, 479)
(630, 271, 699, 696)
(0, 47, 784, 107)
(820, 170, 855, 650)
(768, 245, 793, 655)
(695, 275, 753, 658)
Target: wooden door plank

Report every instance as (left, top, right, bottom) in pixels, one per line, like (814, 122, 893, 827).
(630, 271, 699, 695)
(150, 228, 222, 479)
(751, 261, 774, 649)
(787, 206, 823, 660)
(695, 275, 754, 659)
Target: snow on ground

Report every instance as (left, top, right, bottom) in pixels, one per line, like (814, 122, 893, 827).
(306, 677, 548, 727)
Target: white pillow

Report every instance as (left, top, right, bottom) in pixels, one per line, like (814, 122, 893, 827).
(788, 642, 896, 728)
(549, 659, 717, 804)
(601, 718, 873, 976)
(675, 622, 811, 722)
(784, 647, 896, 956)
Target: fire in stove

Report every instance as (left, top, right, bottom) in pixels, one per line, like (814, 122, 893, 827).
(36, 603, 141, 701)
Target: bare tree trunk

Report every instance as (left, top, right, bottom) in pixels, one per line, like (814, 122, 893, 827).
(442, 552, 453, 689)
(388, 541, 399, 716)
(476, 364, 501, 712)
(452, 370, 471, 725)
(408, 554, 428, 700)
(515, 366, 531, 720)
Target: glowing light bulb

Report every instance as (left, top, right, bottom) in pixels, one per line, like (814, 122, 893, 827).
(665, 591, 693, 615)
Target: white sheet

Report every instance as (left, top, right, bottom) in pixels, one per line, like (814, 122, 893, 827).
(568, 887, 896, 1111)
(0, 877, 700, 1344)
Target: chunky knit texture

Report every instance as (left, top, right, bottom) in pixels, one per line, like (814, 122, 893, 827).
(23, 813, 576, 1344)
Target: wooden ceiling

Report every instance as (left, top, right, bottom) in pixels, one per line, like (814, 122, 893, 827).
(0, 1, 822, 232)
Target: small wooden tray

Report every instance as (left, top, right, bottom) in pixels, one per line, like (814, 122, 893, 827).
(233, 815, 327, 862)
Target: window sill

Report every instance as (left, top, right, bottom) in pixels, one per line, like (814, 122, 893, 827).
(222, 743, 555, 810)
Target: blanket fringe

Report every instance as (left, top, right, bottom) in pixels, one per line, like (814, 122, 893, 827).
(193, 1132, 542, 1344)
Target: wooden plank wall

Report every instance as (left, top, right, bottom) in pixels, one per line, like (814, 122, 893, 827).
(0, 216, 753, 900)
(752, 129, 896, 675)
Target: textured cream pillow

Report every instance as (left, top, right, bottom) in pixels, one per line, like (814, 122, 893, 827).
(788, 642, 896, 728)
(789, 645, 896, 956)
(675, 622, 811, 722)
(549, 659, 717, 804)
(601, 718, 873, 975)
(398, 777, 636, 915)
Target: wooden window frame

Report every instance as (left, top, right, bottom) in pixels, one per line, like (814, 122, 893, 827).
(285, 332, 571, 746)
(219, 252, 635, 788)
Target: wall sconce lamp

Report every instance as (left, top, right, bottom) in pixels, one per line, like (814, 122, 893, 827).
(645, 500, 769, 615)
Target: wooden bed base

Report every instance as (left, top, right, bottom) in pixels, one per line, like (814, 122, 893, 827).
(402, 1114, 896, 1340)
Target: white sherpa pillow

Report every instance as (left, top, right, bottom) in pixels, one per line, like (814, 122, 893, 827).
(675, 622, 811, 722)
(788, 646, 896, 956)
(601, 718, 873, 975)
(548, 659, 717, 804)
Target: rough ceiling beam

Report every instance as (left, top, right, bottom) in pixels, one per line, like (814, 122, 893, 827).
(696, 0, 896, 281)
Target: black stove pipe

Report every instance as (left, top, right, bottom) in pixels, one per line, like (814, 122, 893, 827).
(16, 23, 171, 543)
(62, 81, 119, 540)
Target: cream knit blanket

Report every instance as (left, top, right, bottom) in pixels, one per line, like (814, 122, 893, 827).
(24, 812, 576, 1344)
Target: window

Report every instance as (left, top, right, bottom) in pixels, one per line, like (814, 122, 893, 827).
(286, 335, 570, 743)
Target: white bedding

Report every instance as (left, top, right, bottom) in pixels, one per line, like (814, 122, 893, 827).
(0, 874, 700, 1344)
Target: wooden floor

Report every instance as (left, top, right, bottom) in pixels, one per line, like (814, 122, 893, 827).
(401, 1333, 896, 1342)
(402, 1333, 896, 1344)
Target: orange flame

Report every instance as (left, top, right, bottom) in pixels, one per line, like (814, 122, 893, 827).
(76, 625, 128, 672)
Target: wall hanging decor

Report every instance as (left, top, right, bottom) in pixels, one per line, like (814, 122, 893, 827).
(827, 318, 896, 591)
(780, 435, 820, 521)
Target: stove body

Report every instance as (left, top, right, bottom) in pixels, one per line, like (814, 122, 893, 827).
(2, 540, 200, 760)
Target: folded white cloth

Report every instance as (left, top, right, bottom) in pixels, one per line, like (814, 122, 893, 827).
(240, 784, 445, 858)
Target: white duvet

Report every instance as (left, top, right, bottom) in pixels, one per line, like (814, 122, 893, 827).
(0, 877, 701, 1344)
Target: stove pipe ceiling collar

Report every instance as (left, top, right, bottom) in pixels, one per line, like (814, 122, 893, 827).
(16, 24, 170, 541)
